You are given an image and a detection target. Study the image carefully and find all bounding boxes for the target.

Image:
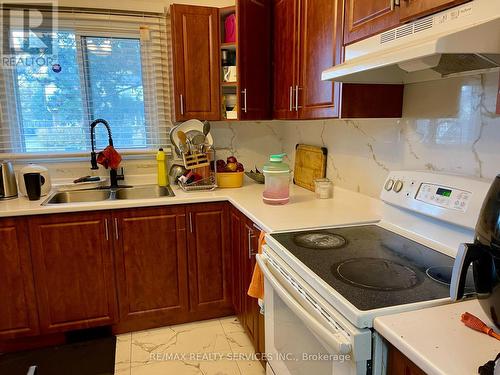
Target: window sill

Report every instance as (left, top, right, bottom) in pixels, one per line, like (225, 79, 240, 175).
(1, 148, 172, 162)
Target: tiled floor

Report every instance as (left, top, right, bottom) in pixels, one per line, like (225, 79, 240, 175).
(115, 316, 266, 375)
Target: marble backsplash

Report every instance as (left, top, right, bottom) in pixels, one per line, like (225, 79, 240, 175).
(211, 72, 500, 198)
(15, 72, 499, 199)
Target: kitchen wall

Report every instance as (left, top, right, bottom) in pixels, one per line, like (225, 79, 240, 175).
(211, 72, 500, 198)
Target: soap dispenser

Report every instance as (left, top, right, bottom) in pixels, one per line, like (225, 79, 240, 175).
(156, 148, 169, 187)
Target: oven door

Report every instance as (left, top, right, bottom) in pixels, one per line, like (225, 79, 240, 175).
(257, 250, 372, 375)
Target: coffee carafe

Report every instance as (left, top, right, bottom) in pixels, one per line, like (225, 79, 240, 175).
(0, 161, 18, 200)
(451, 175, 500, 328)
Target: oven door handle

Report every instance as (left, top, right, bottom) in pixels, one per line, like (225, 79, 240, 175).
(257, 254, 352, 355)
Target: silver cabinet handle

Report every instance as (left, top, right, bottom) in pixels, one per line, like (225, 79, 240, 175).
(104, 219, 109, 241)
(289, 86, 294, 112)
(189, 212, 193, 233)
(248, 229, 257, 259)
(390, 0, 400, 10)
(241, 89, 248, 113)
(180, 94, 184, 115)
(295, 85, 301, 111)
(114, 218, 119, 240)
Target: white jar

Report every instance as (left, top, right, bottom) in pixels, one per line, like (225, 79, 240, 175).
(314, 178, 333, 199)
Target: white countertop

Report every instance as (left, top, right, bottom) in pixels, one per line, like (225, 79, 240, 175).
(375, 298, 500, 375)
(0, 180, 382, 232)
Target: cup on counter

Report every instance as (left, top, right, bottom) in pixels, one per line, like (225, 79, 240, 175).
(314, 178, 333, 199)
(24, 173, 43, 201)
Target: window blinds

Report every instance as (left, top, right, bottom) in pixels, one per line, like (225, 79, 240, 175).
(0, 7, 173, 157)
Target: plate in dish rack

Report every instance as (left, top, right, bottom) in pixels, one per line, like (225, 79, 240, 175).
(170, 120, 213, 155)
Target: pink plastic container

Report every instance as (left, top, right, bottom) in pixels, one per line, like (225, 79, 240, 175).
(224, 14, 236, 43)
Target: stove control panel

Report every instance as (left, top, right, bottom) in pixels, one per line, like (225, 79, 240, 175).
(415, 183, 471, 212)
(380, 171, 491, 230)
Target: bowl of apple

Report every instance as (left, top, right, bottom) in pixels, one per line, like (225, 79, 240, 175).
(216, 157, 244, 188)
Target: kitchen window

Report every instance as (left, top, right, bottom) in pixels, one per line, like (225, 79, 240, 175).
(0, 9, 171, 157)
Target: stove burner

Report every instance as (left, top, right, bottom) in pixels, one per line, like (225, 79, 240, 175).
(293, 232, 346, 250)
(333, 258, 421, 291)
(426, 266, 453, 286)
(426, 266, 475, 293)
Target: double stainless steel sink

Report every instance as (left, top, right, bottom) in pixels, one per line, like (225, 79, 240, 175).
(43, 185, 175, 205)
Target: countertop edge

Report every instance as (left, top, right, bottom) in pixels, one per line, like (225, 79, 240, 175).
(0, 183, 383, 234)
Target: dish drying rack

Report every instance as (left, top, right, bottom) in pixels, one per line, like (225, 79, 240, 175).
(178, 149, 217, 192)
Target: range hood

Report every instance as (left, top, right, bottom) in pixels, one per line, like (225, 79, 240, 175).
(322, 0, 500, 84)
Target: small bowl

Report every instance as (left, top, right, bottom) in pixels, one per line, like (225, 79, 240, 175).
(245, 171, 265, 184)
(217, 172, 244, 188)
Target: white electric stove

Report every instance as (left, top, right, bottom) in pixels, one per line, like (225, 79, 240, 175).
(257, 171, 492, 375)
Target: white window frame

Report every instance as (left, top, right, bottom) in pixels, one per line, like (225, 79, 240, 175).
(0, 11, 171, 160)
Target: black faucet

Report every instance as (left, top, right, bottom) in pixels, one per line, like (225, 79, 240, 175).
(90, 118, 124, 189)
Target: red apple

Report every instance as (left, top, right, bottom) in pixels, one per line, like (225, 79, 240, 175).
(225, 162, 238, 172)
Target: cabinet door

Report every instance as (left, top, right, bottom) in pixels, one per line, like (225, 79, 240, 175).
(0, 218, 39, 339)
(230, 206, 243, 318)
(186, 203, 232, 317)
(388, 344, 426, 375)
(400, 0, 470, 22)
(297, 0, 342, 119)
(344, 0, 400, 44)
(171, 5, 220, 121)
(273, 0, 299, 120)
(238, 0, 272, 120)
(29, 212, 117, 333)
(113, 206, 189, 331)
(241, 218, 260, 349)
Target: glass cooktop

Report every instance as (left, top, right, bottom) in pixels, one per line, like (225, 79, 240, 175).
(271, 225, 475, 311)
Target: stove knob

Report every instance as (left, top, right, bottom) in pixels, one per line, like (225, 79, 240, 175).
(393, 180, 404, 193)
(384, 179, 395, 191)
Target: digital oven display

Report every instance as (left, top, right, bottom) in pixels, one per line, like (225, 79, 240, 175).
(436, 188, 452, 197)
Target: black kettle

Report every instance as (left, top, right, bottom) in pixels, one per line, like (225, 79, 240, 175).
(451, 175, 500, 329)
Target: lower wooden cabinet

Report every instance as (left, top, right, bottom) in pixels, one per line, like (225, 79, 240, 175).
(230, 206, 265, 357)
(230, 206, 244, 317)
(388, 343, 426, 375)
(0, 218, 39, 340)
(0, 202, 264, 350)
(28, 212, 118, 333)
(186, 203, 233, 318)
(112, 206, 189, 332)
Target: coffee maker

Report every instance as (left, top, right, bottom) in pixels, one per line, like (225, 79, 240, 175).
(451, 175, 500, 328)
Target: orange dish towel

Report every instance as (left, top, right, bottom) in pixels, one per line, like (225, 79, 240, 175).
(97, 145, 122, 170)
(247, 231, 266, 300)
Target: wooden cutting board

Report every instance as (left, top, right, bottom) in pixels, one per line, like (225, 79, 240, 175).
(293, 144, 328, 191)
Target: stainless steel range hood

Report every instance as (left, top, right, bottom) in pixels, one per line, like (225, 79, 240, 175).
(322, 0, 500, 84)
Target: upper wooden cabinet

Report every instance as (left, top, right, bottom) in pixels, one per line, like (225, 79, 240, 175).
(273, 0, 342, 120)
(28, 212, 117, 333)
(273, 0, 299, 120)
(345, 0, 471, 44)
(298, 0, 343, 119)
(399, 0, 470, 22)
(344, 0, 400, 45)
(171, 5, 221, 121)
(112, 206, 189, 332)
(238, 0, 273, 120)
(0, 218, 39, 340)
